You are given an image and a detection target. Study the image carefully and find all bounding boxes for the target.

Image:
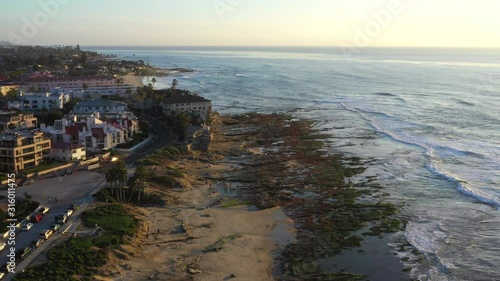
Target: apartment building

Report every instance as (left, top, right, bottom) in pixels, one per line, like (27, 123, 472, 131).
(0, 111, 38, 132)
(162, 93, 212, 121)
(24, 76, 116, 92)
(7, 92, 69, 110)
(51, 142, 86, 162)
(0, 131, 51, 172)
(71, 100, 128, 115)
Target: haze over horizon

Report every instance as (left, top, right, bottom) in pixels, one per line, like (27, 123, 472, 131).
(1, 0, 500, 48)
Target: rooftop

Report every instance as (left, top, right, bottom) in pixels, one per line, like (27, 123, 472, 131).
(30, 76, 114, 82)
(0, 130, 44, 141)
(163, 93, 211, 105)
(75, 100, 128, 108)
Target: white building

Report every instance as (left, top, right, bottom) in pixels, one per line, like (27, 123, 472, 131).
(162, 93, 212, 122)
(24, 76, 116, 92)
(71, 100, 129, 115)
(51, 142, 86, 162)
(52, 85, 135, 99)
(40, 115, 138, 152)
(7, 92, 69, 110)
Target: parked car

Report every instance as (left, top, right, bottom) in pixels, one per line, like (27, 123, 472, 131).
(22, 223, 33, 231)
(69, 204, 80, 211)
(31, 238, 44, 249)
(61, 170, 75, 176)
(15, 247, 32, 260)
(40, 207, 50, 215)
(64, 209, 73, 217)
(50, 224, 61, 231)
(0, 243, 5, 252)
(39, 229, 53, 239)
(0, 272, 4, 279)
(18, 179, 34, 186)
(55, 214, 67, 224)
(30, 213, 42, 223)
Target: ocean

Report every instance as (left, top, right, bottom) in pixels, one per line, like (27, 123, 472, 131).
(86, 46, 500, 281)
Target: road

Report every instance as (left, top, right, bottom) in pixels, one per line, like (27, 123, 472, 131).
(125, 119, 174, 166)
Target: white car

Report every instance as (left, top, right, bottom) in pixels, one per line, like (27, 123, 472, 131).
(0, 243, 6, 251)
(64, 209, 73, 217)
(22, 223, 33, 231)
(0, 272, 4, 279)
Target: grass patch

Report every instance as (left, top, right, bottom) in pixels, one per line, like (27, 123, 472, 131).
(220, 199, 254, 208)
(81, 204, 138, 248)
(14, 238, 106, 281)
(151, 175, 177, 188)
(23, 161, 68, 174)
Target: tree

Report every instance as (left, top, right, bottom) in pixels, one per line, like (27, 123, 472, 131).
(151, 77, 157, 89)
(115, 160, 128, 202)
(174, 111, 192, 139)
(105, 160, 127, 202)
(82, 83, 91, 99)
(171, 79, 178, 90)
(128, 165, 151, 202)
(28, 86, 38, 93)
(4, 88, 17, 100)
(116, 77, 124, 86)
(105, 167, 116, 196)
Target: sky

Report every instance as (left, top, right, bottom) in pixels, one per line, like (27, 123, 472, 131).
(1, 0, 500, 47)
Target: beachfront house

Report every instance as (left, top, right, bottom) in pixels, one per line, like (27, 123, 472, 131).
(162, 92, 212, 122)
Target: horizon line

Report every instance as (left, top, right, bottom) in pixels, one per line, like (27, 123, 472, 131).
(3, 43, 500, 50)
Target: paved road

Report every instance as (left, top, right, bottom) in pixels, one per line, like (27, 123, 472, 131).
(125, 120, 173, 166)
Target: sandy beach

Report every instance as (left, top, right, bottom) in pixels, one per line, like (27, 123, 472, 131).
(94, 117, 296, 281)
(119, 74, 145, 88)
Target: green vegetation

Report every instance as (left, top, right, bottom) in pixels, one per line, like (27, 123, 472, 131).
(0, 198, 40, 232)
(14, 238, 106, 281)
(23, 161, 68, 174)
(150, 175, 177, 188)
(135, 146, 182, 166)
(15, 204, 137, 281)
(99, 162, 165, 205)
(203, 234, 242, 252)
(220, 199, 254, 208)
(81, 204, 138, 248)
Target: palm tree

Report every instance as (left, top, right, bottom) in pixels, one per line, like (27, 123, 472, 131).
(171, 79, 178, 90)
(128, 165, 150, 202)
(82, 83, 89, 98)
(115, 160, 128, 202)
(151, 77, 157, 89)
(174, 111, 192, 139)
(116, 77, 124, 86)
(105, 167, 117, 196)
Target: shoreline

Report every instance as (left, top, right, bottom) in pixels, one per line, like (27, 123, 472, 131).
(118, 67, 194, 89)
(118, 74, 145, 88)
(98, 113, 408, 281)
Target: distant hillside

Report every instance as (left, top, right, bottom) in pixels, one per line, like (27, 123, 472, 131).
(0, 41, 15, 46)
